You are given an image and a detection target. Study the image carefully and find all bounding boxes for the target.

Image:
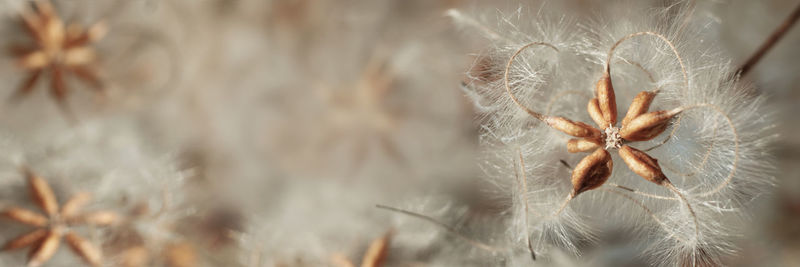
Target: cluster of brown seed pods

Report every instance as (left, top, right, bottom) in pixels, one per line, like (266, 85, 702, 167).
(502, 33, 698, 226)
(2, 168, 117, 267)
(12, 0, 107, 118)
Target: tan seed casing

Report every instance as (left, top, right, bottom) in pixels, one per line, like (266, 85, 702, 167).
(620, 109, 680, 141)
(587, 98, 608, 128)
(618, 145, 668, 185)
(567, 138, 601, 153)
(595, 75, 617, 126)
(545, 116, 601, 138)
(622, 91, 656, 127)
(571, 148, 613, 196)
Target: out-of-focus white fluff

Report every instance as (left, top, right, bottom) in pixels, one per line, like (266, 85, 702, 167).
(454, 1, 775, 265)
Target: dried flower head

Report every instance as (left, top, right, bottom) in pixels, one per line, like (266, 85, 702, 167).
(454, 3, 774, 265)
(10, 0, 107, 118)
(2, 167, 117, 267)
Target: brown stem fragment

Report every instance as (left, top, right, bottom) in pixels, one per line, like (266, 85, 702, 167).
(737, 3, 800, 76)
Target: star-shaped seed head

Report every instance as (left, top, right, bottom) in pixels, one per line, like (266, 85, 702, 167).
(2, 167, 117, 267)
(503, 33, 689, 198)
(11, 0, 108, 115)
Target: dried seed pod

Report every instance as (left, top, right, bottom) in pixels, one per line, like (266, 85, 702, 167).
(361, 231, 393, 267)
(18, 52, 48, 70)
(587, 98, 607, 128)
(618, 145, 667, 185)
(61, 192, 91, 218)
(63, 47, 96, 66)
(26, 170, 59, 216)
(28, 229, 62, 267)
(567, 138, 601, 153)
(73, 211, 118, 226)
(621, 91, 657, 127)
(65, 232, 102, 267)
(545, 116, 601, 138)
(595, 74, 617, 126)
(619, 109, 680, 141)
(570, 148, 613, 196)
(3, 207, 48, 227)
(3, 229, 48, 251)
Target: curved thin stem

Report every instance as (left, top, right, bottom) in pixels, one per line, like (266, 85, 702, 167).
(663, 181, 699, 240)
(606, 31, 688, 93)
(623, 103, 738, 201)
(670, 103, 739, 197)
(515, 149, 536, 260)
(376, 205, 504, 253)
(617, 58, 656, 83)
(643, 115, 682, 152)
(601, 188, 687, 243)
(504, 41, 559, 121)
(737, 3, 800, 76)
(660, 119, 719, 177)
(552, 193, 574, 217)
(605, 182, 675, 200)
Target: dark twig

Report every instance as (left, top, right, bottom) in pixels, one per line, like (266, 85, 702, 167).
(737, 3, 800, 76)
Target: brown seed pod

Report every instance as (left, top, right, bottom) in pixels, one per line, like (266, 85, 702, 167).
(570, 148, 613, 196)
(3, 207, 48, 227)
(26, 170, 59, 216)
(587, 98, 607, 129)
(567, 138, 601, 153)
(60, 192, 92, 218)
(2, 229, 48, 251)
(619, 109, 680, 141)
(28, 229, 62, 267)
(595, 75, 617, 127)
(65, 232, 102, 267)
(545, 116, 601, 138)
(621, 91, 657, 128)
(72, 211, 118, 226)
(618, 145, 668, 185)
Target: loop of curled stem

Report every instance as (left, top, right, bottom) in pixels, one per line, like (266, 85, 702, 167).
(504, 41, 559, 121)
(606, 31, 688, 94)
(609, 103, 739, 200)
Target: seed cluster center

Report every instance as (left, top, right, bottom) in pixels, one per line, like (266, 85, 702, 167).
(604, 127, 622, 150)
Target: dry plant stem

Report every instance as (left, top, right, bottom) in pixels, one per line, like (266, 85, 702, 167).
(375, 205, 504, 253)
(663, 181, 699, 239)
(600, 188, 688, 243)
(661, 120, 719, 177)
(613, 104, 738, 201)
(515, 150, 536, 260)
(737, 2, 800, 76)
(646, 103, 739, 194)
(606, 31, 688, 91)
(503, 41, 559, 121)
(544, 58, 657, 116)
(552, 193, 574, 217)
(672, 104, 739, 197)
